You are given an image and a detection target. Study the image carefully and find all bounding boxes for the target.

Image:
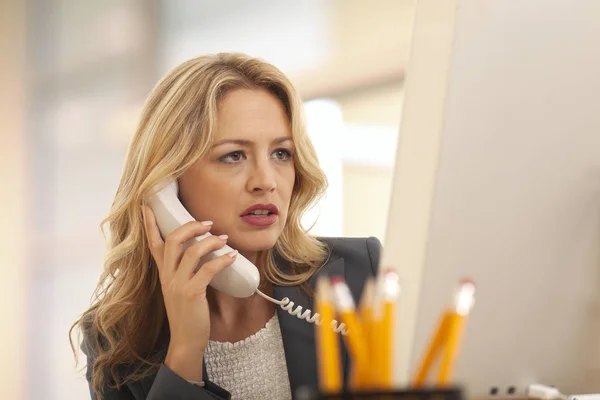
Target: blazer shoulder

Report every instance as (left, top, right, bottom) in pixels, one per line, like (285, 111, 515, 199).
(319, 236, 382, 276)
(78, 314, 100, 359)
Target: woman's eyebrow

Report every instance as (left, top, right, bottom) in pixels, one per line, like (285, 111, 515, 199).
(273, 137, 293, 145)
(211, 139, 251, 149)
(211, 137, 292, 149)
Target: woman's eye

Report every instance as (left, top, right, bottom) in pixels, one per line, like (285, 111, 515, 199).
(273, 149, 293, 161)
(219, 151, 245, 164)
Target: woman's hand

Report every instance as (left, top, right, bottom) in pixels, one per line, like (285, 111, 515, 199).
(143, 205, 237, 382)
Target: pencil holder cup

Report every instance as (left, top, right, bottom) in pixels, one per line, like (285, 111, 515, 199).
(295, 385, 465, 400)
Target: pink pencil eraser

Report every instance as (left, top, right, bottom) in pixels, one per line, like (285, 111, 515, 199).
(329, 275, 345, 286)
(383, 268, 398, 277)
(459, 277, 475, 286)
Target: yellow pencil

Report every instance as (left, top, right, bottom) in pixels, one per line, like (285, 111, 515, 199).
(380, 270, 400, 389)
(359, 278, 375, 388)
(371, 304, 384, 388)
(331, 277, 370, 389)
(316, 277, 342, 393)
(437, 279, 475, 385)
(412, 278, 475, 387)
(413, 312, 451, 387)
(437, 312, 466, 384)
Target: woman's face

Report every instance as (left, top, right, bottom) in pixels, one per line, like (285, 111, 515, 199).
(178, 88, 296, 258)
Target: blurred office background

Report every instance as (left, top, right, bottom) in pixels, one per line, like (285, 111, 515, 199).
(1, 0, 415, 398)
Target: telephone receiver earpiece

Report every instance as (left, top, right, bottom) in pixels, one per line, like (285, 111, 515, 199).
(146, 178, 348, 334)
(146, 178, 260, 298)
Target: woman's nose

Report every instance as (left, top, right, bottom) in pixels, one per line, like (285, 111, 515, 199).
(247, 161, 277, 193)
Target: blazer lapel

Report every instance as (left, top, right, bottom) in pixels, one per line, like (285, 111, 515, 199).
(275, 255, 349, 396)
(139, 372, 157, 398)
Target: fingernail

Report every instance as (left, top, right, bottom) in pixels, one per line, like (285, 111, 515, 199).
(218, 234, 228, 240)
(229, 250, 238, 257)
(201, 221, 213, 226)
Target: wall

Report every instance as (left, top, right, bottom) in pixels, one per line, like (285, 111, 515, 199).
(343, 165, 394, 241)
(337, 82, 404, 242)
(0, 1, 27, 398)
(25, 1, 160, 398)
(159, 0, 415, 98)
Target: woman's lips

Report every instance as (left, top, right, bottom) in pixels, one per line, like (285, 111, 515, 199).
(241, 203, 279, 216)
(240, 213, 278, 226)
(240, 203, 279, 227)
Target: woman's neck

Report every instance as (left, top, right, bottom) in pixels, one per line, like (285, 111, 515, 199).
(239, 250, 258, 264)
(206, 250, 272, 326)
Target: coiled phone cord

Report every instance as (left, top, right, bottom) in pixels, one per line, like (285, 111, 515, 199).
(255, 289, 348, 335)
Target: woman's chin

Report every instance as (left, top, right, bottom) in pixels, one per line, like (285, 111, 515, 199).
(229, 235, 279, 255)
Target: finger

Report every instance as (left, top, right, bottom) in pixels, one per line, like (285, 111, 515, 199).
(142, 206, 166, 268)
(163, 220, 214, 274)
(177, 234, 230, 280)
(190, 250, 238, 290)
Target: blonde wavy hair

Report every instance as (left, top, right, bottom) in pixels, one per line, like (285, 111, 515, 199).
(70, 52, 328, 398)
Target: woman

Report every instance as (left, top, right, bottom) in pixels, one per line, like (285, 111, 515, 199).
(71, 52, 381, 400)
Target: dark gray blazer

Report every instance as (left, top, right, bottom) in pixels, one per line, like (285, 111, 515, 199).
(82, 236, 382, 399)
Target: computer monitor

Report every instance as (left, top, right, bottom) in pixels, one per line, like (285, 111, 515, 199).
(381, 1, 600, 398)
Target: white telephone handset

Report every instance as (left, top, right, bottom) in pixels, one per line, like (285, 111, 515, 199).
(146, 178, 260, 298)
(147, 178, 347, 334)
